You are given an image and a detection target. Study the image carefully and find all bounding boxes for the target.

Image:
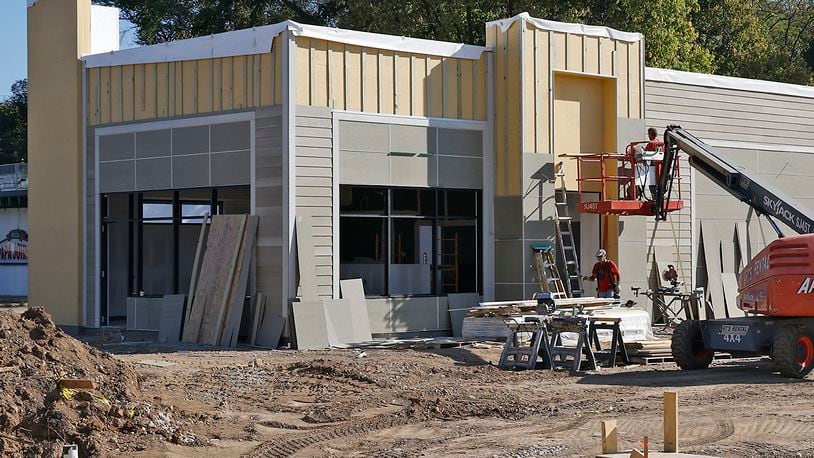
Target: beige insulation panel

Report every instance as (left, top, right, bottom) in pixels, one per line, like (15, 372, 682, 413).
(87, 36, 282, 126)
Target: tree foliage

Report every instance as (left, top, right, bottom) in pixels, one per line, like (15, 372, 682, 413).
(0, 80, 27, 165)
(95, 0, 814, 84)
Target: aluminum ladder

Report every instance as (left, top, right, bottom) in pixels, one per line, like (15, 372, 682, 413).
(553, 165, 584, 297)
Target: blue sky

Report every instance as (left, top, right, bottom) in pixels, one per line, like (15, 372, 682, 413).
(0, 0, 137, 99)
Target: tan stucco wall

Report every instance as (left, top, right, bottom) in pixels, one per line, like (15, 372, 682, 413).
(27, 0, 90, 326)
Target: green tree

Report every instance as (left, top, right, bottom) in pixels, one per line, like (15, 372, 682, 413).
(0, 79, 27, 165)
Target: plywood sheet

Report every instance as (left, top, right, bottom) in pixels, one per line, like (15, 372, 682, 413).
(159, 294, 186, 343)
(340, 279, 373, 342)
(292, 301, 331, 350)
(721, 273, 745, 318)
(220, 215, 259, 347)
(296, 216, 319, 302)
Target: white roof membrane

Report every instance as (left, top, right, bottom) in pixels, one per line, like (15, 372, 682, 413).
(646, 67, 814, 100)
(83, 20, 488, 68)
(487, 12, 643, 43)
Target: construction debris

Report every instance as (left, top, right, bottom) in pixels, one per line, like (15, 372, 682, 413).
(0, 308, 192, 456)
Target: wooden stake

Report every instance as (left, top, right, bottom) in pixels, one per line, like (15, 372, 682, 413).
(664, 391, 678, 452)
(601, 420, 618, 453)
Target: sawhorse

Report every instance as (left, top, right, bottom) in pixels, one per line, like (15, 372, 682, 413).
(587, 317, 629, 368)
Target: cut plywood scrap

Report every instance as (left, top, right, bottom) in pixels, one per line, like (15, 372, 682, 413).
(340, 279, 373, 342)
(220, 215, 259, 347)
(323, 298, 355, 346)
(158, 294, 186, 343)
(700, 220, 726, 319)
(292, 301, 331, 350)
(721, 273, 745, 318)
(448, 293, 480, 337)
(296, 215, 319, 302)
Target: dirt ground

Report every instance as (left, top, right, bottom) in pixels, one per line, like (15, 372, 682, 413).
(99, 342, 814, 458)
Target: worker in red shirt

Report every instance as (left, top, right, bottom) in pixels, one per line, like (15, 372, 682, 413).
(583, 249, 621, 298)
(645, 127, 664, 151)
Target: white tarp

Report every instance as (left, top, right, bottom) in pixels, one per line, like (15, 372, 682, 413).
(487, 12, 642, 43)
(83, 20, 488, 68)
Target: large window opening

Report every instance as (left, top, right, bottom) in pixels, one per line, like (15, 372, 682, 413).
(339, 186, 481, 297)
(100, 186, 250, 326)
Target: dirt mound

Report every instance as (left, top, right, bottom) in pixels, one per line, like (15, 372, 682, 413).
(0, 308, 192, 456)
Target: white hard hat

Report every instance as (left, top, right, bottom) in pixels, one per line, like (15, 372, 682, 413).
(595, 249, 607, 258)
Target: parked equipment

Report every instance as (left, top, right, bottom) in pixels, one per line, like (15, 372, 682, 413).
(655, 126, 814, 378)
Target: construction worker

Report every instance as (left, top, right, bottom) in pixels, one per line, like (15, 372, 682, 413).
(634, 128, 665, 200)
(583, 249, 620, 298)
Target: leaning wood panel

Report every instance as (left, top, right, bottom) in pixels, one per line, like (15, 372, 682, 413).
(220, 215, 259, 347)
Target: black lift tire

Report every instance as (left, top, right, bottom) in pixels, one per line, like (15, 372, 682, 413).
(772, 326, 814, 379)
(671, 320, 713, 370)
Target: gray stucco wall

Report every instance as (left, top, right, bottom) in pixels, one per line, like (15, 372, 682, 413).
(645, 75, 814, 291)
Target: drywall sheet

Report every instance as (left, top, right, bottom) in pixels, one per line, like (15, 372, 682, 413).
(323, 299, 355, 346)
(735, 222, 749, 270)
(700, 220, 726, 319)
(721, 273, 745, 318)
(447, 293, 480, 338)
(296, 216, 319, 302)
(340, 279, 373, 342)
(159, 294, 186, 343)
(292, 301, 331, 350)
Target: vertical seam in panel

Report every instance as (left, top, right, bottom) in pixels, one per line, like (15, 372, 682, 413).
(564, 32, 569, 71)
(394, 52, 399, 114)
(627, 43, 631, 118)
(581, 35, 585, 73)
(327, 44, 333, 108)
(456, 59, 462, 119)
(425, 56, 431, 117)
(441, 58, 448, 117)
(361, 47, 366, 111)
(343, 45, 349, 111)
(377, 51, 383, 113)
(409, 55, 416, 116)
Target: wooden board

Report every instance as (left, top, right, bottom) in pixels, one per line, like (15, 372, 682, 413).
(184, 215, 209, 326)
(664, 391, 678, 453)
(339, 279, 373, 342)
(296, 216, 319, 302)
(220, 215, 259, 347)
(198, 215, 248, 345)
(292, 301, 331, 350)
(183, 215, 247, 344)
(721, 272, 745, 318)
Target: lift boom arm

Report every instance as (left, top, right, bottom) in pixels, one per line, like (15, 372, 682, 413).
(655, 125, 814, 235)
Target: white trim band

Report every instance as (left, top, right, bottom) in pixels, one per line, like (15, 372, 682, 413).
(646, 67, 814, 100)
(83, 20, 488, 68)
(486, 12, 642, 42)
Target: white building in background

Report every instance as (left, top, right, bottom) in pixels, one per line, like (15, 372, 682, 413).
(0, 163, 28, 299)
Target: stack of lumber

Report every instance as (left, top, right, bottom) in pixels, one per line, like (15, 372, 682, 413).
(182, 214, 259, 347)
(625, 339, 673, 363)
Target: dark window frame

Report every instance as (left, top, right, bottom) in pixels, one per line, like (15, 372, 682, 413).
(339, 185, 482, 297)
